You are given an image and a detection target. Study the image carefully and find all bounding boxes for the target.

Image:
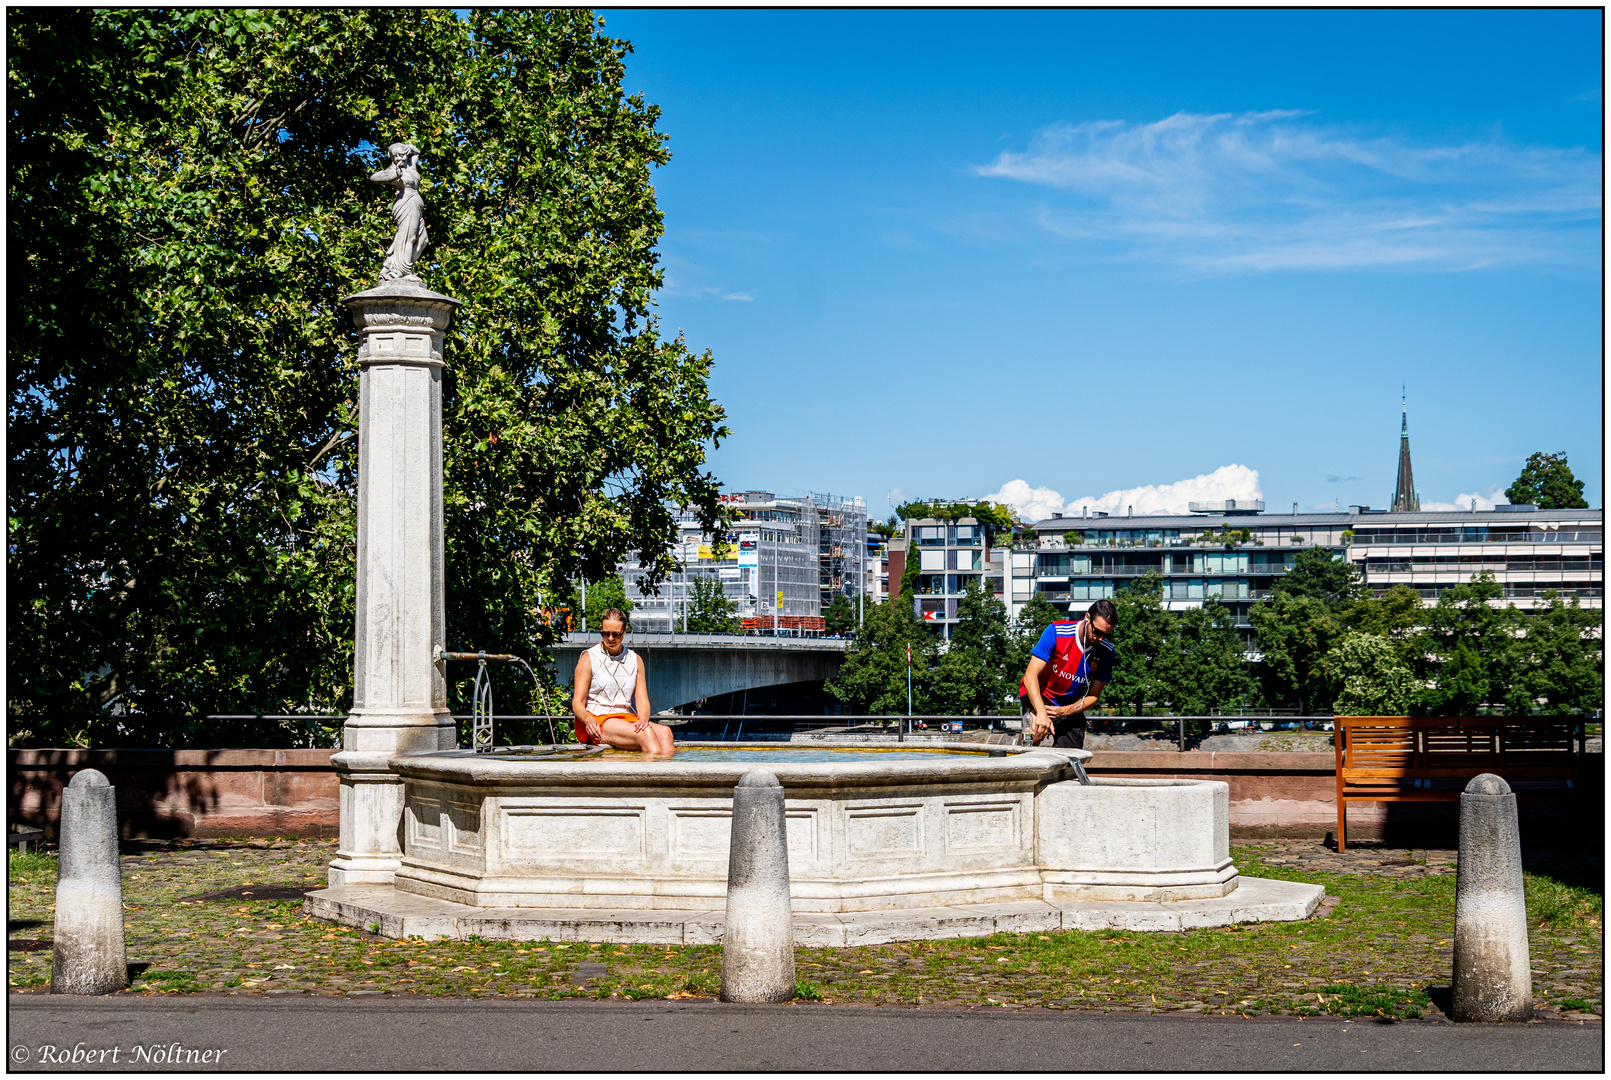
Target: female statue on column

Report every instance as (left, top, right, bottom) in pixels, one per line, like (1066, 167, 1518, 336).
(370, 142, 428, 281)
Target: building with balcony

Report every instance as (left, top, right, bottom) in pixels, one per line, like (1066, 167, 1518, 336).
(904, 516, 1009, 636)
(1014, 505, 1600, 633)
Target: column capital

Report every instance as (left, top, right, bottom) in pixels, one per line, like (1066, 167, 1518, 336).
(343, 279, 463, 369)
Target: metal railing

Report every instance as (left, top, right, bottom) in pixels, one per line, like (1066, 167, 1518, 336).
(439, 651, 558, 752)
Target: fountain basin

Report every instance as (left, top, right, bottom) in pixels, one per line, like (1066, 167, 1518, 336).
(1038, 777, 1235, 901)
(389, 743, 1237, 911)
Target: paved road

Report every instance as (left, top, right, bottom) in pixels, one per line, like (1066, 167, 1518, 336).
(8, 995, 1600, 1071)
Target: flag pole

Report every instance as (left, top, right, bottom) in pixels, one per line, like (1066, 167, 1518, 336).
(903, 643, 912, 743)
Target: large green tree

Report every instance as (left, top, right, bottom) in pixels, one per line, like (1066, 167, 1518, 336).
(1505, 452, 1589, 510)
(1270, 546, 1365, 608)
(1157, 598, 1259, 720)
(684, 576, 741, 635)
(1105, 574, 1172, 714)
(1249, 593, 1342, 714)
(826, 596, 937, 715)
(9, 10, 729, 740)
(931, 581, 1014, 714)
(823, 594, 856, 637)
(1344, 583, 1425, 672)
(1416, 573, 1519, 715)
(1248, 545, 1362, 712)
(1506, 591, 1603, 715)
(1323, 631, 1419, 716)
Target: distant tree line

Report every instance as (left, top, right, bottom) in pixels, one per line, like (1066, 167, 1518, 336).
(830, 548, 1601, 722)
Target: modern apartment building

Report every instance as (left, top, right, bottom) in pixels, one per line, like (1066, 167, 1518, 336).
(905, 516, 1010, 636)
(620, 491, 869, 634)
(1014, 503, 1601, 632)
(1347, 507, 1602, 608)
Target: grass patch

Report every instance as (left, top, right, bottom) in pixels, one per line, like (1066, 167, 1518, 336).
(8, 848, 57, 882)
(135, 969, 206, 993)
(1312, 982, 1429, 1019)
(3, 837, 1599, 1015)
(1525, 872, 1602, 933)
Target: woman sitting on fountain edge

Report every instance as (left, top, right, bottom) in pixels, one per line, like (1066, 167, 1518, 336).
(570, 608, 675, 755)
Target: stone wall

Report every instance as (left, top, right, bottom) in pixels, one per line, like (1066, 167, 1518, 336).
(8, 747, 1594, 843)
(9, 749, 339, 840)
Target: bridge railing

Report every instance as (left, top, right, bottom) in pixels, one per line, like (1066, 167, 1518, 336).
(662, 714, 1340, 750)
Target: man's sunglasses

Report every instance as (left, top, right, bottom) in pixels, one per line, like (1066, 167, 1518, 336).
(1085, 620, 1111, 640)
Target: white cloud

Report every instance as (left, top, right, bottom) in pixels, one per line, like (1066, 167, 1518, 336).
(984, 479, 1067, 522)
(1421, 485, 1509, 512)
(987, 465, 1262, 521)
(974, 111, 1600, 273)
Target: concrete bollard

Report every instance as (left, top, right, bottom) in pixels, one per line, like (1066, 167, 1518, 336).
(1451, 773, 1532, 1022)
(720, 768, 795, 1003)
(51, 769, 128, 995)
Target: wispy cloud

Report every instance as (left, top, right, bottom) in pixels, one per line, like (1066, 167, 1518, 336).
(987, 465, 1262, 520)
(974, 111, 1600, 273)
(1326, 474, 1363, 484)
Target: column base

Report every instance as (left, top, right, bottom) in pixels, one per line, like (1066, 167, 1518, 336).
(329, 856, 405, 888)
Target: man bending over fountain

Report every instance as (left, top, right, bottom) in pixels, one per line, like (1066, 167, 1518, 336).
(1018, 599, 1116, 749)
(570, 608, 676, 755)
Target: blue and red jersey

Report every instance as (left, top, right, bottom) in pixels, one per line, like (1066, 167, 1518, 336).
(1018, 621, 1115, 706)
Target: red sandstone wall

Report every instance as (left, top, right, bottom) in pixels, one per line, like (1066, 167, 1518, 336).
(9, 749, 339, 839)
(1087, 750, 1350, 838)
(9, 747, 1593, 842)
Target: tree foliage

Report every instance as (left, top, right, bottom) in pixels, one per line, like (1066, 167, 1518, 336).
(1156, 599, 1259, 720)
(1104, 574, 1171, 713)
(1507, 591, 1603, 715)
(931, 581, 1014, 714)
(1505, 452, 1589, 510)
(822, 594, 856, 637)
(1415, 573, 1515, 716)
(1249, 593, 1342, 714)
(1323, 631, 1419, 716)
(894, 499, 1017, 545)
(685, 576, 741, 635)
(825, 596, 935, 715)
(9, 10, 729, 736)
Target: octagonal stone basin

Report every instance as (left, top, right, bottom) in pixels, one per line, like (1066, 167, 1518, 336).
(388, 742, 1236, 912)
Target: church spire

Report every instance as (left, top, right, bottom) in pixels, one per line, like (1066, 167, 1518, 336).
(1392, 387, 1419, 512)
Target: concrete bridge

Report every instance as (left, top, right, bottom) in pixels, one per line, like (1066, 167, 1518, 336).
(551, 632, 849, 712)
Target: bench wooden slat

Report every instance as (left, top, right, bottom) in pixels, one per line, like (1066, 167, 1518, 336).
(1334, 715, 1586, 851)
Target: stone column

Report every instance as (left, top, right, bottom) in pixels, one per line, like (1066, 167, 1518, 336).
(1451, 773, 1533, 1022)
(720, 769, 796, 1003)
(329, 278, 462, 887)
(51, 769, 127, 994)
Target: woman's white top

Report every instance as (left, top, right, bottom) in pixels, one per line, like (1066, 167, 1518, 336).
(585, 643, 638, 715)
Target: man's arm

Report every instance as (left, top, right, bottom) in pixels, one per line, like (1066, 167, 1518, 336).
(1021, 655, 1053, 741)
(1062, 679, 1106, 719)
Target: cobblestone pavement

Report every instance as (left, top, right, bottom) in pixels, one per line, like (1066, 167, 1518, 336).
(7, 839, 1600, 1022)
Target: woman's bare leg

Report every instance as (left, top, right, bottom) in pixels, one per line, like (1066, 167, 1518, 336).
(597, 716, 673, 754)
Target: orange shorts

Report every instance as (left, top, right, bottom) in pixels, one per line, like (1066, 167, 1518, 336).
(576, 712, 638, 746)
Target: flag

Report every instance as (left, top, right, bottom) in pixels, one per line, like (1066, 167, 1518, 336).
(922, 609, 941, 622)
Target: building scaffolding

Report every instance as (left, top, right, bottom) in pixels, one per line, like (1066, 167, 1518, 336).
(804, 492, 868, 616)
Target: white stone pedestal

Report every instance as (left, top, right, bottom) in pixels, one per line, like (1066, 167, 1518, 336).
(330, 278, 463, 887)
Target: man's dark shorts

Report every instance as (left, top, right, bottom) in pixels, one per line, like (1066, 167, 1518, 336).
(1019, 696, 1085, 749)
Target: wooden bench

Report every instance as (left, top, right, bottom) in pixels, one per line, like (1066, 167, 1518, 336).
(1334, 716, 1587, 851)
(8, 825, 44, 854)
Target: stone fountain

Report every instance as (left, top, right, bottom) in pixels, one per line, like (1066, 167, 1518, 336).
(308, 146, 1324, 944)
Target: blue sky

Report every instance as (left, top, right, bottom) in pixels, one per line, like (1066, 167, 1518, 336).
(600, 9, 1603, 520)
